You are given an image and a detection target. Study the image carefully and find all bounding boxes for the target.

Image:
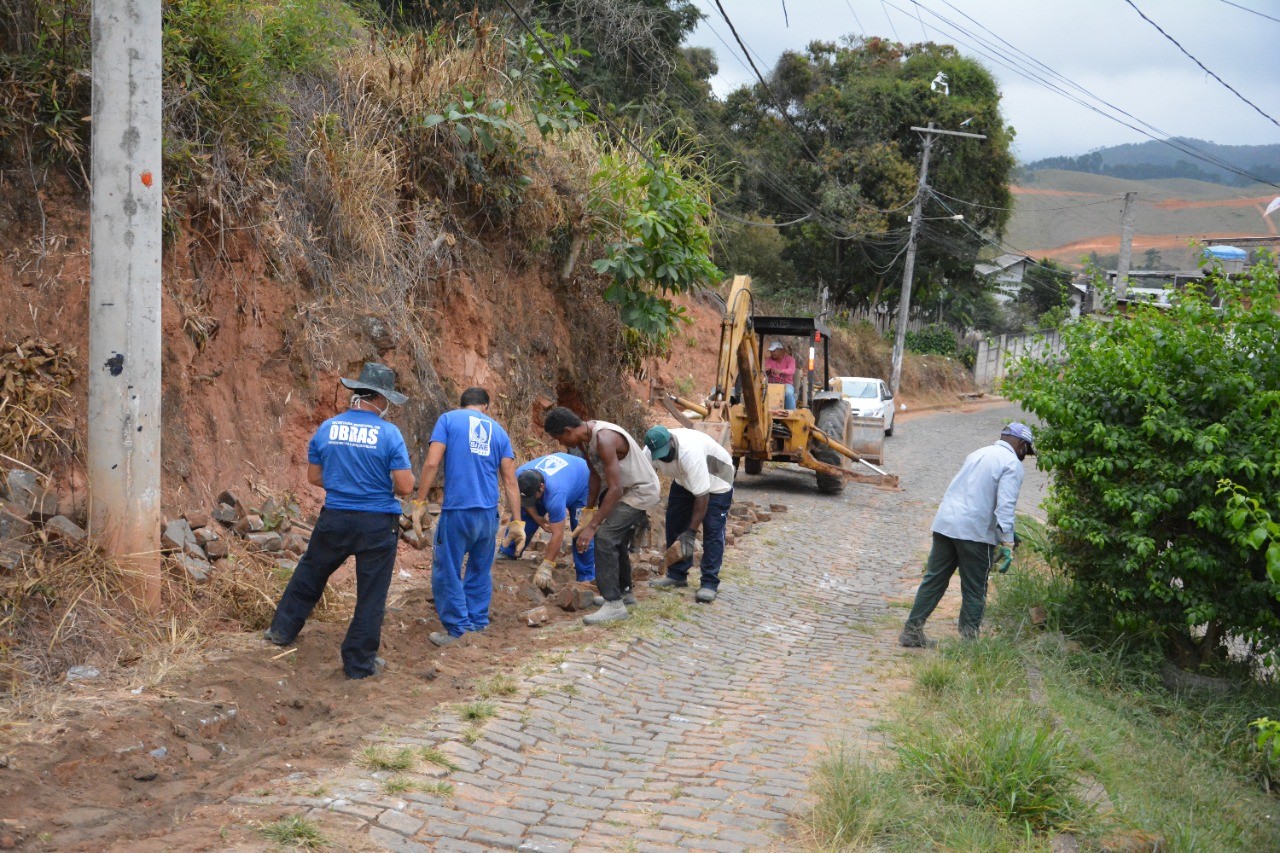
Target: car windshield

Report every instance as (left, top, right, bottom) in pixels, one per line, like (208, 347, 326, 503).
(838, 380, 878, 398)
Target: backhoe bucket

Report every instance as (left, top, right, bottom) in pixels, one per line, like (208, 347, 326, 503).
(846, 416, 886, 466)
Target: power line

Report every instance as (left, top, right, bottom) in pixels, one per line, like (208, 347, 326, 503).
(893, 0, 1280, 188)
(930, 188, 1128, 212)
(1122, 0, 1280, 129)
(1218, 0, 1280, 25)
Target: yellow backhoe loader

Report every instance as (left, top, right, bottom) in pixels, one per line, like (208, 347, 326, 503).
(659, 275, 899, 493)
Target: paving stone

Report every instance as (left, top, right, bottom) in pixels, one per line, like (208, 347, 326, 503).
(376, 809, 424, 836)
(366, 825, 429, 852)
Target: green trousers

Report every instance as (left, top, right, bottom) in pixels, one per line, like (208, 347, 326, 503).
(904, 532, 996, 638)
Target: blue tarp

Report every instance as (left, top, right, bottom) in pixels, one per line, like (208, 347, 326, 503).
(1204, 245, 1248, 261)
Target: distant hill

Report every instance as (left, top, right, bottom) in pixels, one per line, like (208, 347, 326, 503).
(1024, 138, 1280, 187)
(1005, 169, 1278, 270)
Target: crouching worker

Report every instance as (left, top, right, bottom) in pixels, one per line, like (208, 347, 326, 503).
(415, 388, 520, 647)
(500, 452, 595, 589)
(264, 363, 414, 680)
(643, 426, 734, 604)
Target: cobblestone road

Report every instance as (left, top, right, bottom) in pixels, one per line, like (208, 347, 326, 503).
(235, 403, 1048, 851)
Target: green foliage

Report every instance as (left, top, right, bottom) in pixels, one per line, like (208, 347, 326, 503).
(590, 145, 721, 342)
(257, 815, 327, 848)
(423, 90, 522, 156)
(509, 26, 595, 137)
(1252, 717, 1280, 763)
(1003, 261, 1280, 667)
(901, 323, 958, 357)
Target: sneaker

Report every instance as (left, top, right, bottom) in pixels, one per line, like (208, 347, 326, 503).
(263, 628, 291, 646)
(593, 591, 636, 608)
(898, 625, 937, 649)
(649, 577, 688, 590)
(695, 587, 717, 604)
(583, 600, 630, 625)
(429, 631, 458, 647)
(347, 657, 387, 680)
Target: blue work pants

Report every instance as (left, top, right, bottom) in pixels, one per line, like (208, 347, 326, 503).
(268, 508, 400, 679)
(663, 483, 733, 590)
(432, 508, 499, 636)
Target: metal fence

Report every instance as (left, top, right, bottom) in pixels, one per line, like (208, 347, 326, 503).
(972, 328, 1064, 390)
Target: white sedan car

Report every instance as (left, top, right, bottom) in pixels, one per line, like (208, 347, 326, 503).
(832, 376, 896, 436)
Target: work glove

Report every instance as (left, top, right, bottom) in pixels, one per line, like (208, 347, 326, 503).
(570, 507, 596, 539)
(500, 519, 527, 553)
(664, 530, 698, 568)
(409, 500, 430, 538)
(533, 559, 556, 591)
(995, 544, 1014, 574)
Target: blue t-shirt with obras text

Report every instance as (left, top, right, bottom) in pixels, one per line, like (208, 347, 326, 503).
(308, 408, 411, 514)
(431, 408, 514, 511)
(517, 453, 590, 524)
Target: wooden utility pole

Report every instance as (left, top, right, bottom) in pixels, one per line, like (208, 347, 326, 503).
(1114, 191, 1138, 300)
(89, 0, 164, 609)
(890, 123, 987, 397)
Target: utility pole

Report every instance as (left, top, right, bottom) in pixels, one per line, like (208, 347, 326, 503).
(1114, 191, 1138, 300)
(890, 122, 987, 397)
(89, 0, 164, 609)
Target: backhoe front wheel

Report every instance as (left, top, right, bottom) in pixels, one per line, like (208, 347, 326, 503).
(814, 403, 849, 495)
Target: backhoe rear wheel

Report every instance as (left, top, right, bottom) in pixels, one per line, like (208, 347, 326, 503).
(744, 458, 764, 475)
(814, 403, 849, 495)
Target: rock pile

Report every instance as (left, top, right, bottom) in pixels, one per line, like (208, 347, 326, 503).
(0, 468, 86, 571)
(161, 490, 311, 582)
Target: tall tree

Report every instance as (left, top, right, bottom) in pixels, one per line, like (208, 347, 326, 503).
(717, 37, 1015, 311)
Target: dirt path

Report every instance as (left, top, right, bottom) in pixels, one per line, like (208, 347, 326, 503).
(11, 404, 1045, 851)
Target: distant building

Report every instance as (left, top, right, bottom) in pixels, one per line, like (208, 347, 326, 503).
(974, 253, 1033, 304)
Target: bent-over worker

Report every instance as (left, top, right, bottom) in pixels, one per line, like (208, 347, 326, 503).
(544, 407, 659, 625)
(644, 426, 735, 604)
(264, 363, 414, 680)
(499, 452, 595, 588)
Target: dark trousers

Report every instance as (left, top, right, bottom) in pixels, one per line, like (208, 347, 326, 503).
(664, 483, 733, 590)
(905, 532, 996, 637)
(594, 503, 649, 602)
(268, 508, 400, 679)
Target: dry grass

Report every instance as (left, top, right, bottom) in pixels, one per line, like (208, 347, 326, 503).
(0, 337, 77, 465)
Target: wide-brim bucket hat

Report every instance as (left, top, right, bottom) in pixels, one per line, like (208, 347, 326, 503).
(340, 362, 407, 405)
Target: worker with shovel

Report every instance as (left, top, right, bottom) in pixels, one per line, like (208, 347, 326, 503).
(899, 421, 1034, 647)
(412, 388, 521, 647)
(644, 426, 735, 604)
(263, 363, 414, 680)
(544, 407, 659, 625)
(498, 452, 595, 589)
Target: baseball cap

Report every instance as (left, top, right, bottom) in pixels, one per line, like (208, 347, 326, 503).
(768, 341, 783, 351)
(517, 470, 544, 508)
(1001, 422, 1035, 455)
(644, 425, 674, 461)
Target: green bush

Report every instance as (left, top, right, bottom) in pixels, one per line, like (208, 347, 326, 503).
(1004, 261, 1280, 669)
(902, 323, 958, 357)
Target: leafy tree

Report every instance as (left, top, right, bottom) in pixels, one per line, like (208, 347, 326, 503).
(1006, 257, 1072, 329)
(1004, 261, 1280, 669)
(716, 37, 1015, 312)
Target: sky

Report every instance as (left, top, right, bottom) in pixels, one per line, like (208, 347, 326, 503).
(685, 0, 1280, 163)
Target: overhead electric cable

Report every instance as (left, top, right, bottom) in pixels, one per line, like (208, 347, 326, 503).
(1218, 0, 1280, 25)
(1121, 0, 1280, 129)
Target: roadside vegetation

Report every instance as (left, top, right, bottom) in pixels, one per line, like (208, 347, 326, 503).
(809, 517, 1280, 851)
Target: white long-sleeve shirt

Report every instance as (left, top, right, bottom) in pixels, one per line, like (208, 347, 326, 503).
(931, 440, 1025, 546)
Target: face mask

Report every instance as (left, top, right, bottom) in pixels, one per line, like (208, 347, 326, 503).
(352, 394, 389, 418)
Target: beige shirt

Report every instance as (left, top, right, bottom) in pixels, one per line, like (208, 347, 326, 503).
(587, 420, 660, 510)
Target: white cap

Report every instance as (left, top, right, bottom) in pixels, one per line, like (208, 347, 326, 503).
(768, 341, 783, 351)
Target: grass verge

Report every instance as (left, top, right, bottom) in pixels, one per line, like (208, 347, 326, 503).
(807, 517, 1280, 851)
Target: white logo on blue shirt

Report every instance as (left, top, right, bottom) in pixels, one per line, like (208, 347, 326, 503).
(469, 416, 492, 456)
(536, 455, 568, 476)
(328, 421, 381, 447)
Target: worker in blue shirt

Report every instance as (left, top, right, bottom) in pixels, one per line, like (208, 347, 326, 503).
(499, 452, 594, 589)
(264, 363, 414, 680)
(900, 422, 1033, 647)
(412, 388, 520, 646)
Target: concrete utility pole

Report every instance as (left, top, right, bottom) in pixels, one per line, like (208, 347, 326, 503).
(890, 123, 987, 397)
(89, 0, 164, 609)
(1114, 191, 1138, 300)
